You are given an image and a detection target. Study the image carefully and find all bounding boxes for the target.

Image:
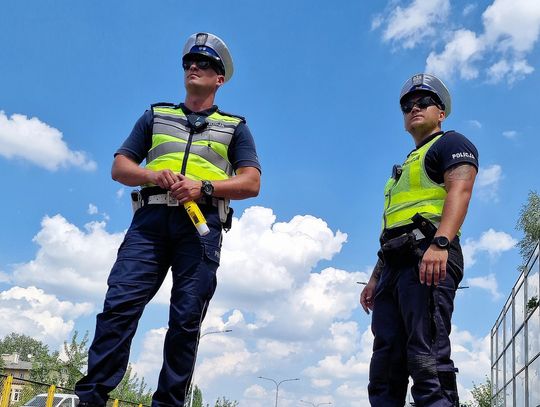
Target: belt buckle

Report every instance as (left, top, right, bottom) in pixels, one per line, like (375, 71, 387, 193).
(166, 191, 179, 206)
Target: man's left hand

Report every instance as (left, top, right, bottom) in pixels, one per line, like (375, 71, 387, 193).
(419, 246, 448, 286)
(169, 174, 202, 204)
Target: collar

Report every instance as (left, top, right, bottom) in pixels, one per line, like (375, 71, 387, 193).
(179, 103, 218, 116)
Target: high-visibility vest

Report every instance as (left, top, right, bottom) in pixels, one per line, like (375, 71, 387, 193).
(382, 134, 447, 230)
(145, 104, 243, 183)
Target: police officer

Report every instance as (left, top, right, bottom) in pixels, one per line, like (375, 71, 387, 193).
(360, 73, 478, 406)
(75, 33, 261, 407)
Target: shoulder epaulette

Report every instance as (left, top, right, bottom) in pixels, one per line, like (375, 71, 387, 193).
(216, 109, 246, 123)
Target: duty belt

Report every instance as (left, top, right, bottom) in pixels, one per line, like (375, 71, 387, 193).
(140, 187, 220, 207)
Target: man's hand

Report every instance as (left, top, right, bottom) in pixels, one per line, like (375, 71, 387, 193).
(169, 174, 203, 203)
(360, 277, 378, 315)
(419, 245, 448, 286)
(148, 169, 179, 190)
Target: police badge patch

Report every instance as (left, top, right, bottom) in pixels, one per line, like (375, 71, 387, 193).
(412, 74, 424, 85)
(195, 33, 208, 46)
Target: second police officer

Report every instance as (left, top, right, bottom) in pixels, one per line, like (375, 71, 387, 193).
(360, 73, 478, 406)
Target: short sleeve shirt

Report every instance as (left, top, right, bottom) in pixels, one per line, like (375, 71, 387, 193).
(418, 130, 479, 184)
(115, 103, 261, 173)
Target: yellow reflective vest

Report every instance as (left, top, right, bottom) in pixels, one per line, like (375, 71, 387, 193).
(383, 134, 447, 230)
(145, 104, 243, 183)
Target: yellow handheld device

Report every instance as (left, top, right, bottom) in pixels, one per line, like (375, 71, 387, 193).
(184, 201, 210, 236)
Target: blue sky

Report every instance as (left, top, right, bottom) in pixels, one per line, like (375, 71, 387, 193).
(1, 0, 539, 405)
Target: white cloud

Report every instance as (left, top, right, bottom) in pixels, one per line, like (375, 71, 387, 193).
(467, 273, 503, 300)
(467, 119, 482, 129)
(380, 0, 451, 49)
(130, 328, 166, 381)
(463, 4, 477, 16)
(476, 164, 503, 201)
(462, 228, 517, 268)
(0, 286, 93, 346)
(11, 214, 125, 301)
(377, 0, 540, 83)
(426, 29, 484, 80)
(87, 204, 98, 215)
(502, 130, 519, 139)
(427, 0, 540, 83)
(0, 111, 96, 171)
(116, 188, 125, 199)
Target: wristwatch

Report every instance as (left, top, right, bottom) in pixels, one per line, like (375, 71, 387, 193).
(432, 236, 450, 250)
(201, 180, 214, 197)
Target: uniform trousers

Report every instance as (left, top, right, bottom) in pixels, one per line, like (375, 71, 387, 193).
(368, 239, 463, 407)
(75, 203, 222, 407)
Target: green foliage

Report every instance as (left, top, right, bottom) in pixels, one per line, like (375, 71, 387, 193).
(60, 330, 89, 388)
(109, 364, 153, 405)
(516, 190, 540, 261)
(186, 385, 203, 407)
(0, 333, 50, 362)
(214, 397, 238, 407)
(465, 376, 491, 407)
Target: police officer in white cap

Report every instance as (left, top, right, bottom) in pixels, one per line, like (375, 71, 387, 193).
(360, 73, 478, 406)
(75, 33, 261, 407)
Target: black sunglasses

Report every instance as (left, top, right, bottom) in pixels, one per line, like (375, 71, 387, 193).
(182, 58, 213, 71)
(401, 96, 442, 114)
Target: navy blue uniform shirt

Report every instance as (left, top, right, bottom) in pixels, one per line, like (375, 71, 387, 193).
(116, 103, 261, 173)
(417, 130, 478, 184)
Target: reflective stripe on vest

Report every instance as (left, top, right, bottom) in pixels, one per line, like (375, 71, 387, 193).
(145, 106, 241, 182)
(383, 134, 447, 230)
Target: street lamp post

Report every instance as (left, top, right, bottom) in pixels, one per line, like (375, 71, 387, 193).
(258, 376, 300, 407)
(300, 400, 332, 407)
(189, 329, 232, 407)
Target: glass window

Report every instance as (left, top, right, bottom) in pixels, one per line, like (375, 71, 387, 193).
(516, 282, 525, 330)
(529, 306, 540, 363)
(530, 356, 540, 407)
(505, 380, 513, 407)
(495, 358, 503, 393)
(527, 268, 539, 316)
(515, 327, 526, 373)
(505, 344, 514, 380)
(515, 369, 526, 407)
(12, 389, 21, 402)
(497, 321, 504, 360)
(504, 308, 512, 346)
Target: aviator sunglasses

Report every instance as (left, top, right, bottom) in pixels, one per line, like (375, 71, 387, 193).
(182, 58, 214, 71)
(400, 96, 442, 114)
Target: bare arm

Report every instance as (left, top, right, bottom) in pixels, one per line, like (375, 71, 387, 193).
(419, 163, 477, 285)
(169, 166, 261, 204)
(359, 259, 383, 314)
(111, 154, 179, 189)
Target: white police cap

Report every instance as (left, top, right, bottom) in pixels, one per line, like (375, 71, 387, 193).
(183, 32, 234, 83)
(399, 73, 452, 117)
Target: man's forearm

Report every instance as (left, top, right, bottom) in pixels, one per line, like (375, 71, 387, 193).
(212, 167, 260, 200)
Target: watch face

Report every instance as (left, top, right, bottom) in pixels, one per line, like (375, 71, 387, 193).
(434, 236, 449, 248)
(202, 181, 214, 196)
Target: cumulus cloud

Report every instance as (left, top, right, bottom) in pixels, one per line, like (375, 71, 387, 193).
(0, 286, 93, 346)
(427, 0, 540, 83)
(0, 111, 96, 171)
(467, 273, 503, 300)
(87, 204, 98, 215)
(462, 228, 517, 268)
(376, 0, 540, 83)
(476, 164, 503, 201)
(377, 0, 450, 49)
(11, 214, 125, 301)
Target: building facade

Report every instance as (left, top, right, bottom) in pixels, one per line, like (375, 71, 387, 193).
(1, 353, 33, 402)
(491, 243, 539, 406)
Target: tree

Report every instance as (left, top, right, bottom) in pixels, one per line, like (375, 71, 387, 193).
(465, 377, 491, 407)
(516, 190, 540, 261)
(109, 364, 153, 405)
(186, 385, 203, 407)
(60, 330, 89, 388)
(214, 397, 238, 407)
(0, 333, 50, 362)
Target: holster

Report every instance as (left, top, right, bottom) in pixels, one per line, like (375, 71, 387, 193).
(381, 213, 438, 267)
